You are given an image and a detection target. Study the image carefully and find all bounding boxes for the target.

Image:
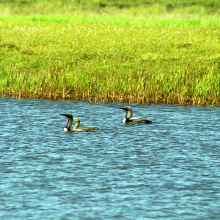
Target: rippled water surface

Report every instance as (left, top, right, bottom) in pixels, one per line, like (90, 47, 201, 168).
(0, 97, 220, 219)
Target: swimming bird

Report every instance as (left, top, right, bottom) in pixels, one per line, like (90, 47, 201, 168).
(72, 117, 99, 130)
(120, 106, 152, 124)
(61, 113, 98, 132)
(61, 113, 88, 132)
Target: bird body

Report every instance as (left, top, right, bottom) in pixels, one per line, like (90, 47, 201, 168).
(120, 106, 152, 124)
(73, 117, 99, 130)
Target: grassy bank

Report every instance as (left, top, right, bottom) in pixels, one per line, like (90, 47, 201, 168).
(0, 0, 220, 105)
(0, 21, 219, 105)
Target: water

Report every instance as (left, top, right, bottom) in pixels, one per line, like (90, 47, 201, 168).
(0, 97, 220, 219)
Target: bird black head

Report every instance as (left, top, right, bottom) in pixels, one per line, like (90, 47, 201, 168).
(61, 113, 73, 119)
(120, 106, 132, 111)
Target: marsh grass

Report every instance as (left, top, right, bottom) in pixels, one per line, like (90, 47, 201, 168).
(0, 22, 219, 105)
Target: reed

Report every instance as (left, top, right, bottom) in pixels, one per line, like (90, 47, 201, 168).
(0, 21, 219, 105)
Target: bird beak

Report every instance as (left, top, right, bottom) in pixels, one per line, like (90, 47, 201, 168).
(120, 107, 125, 110)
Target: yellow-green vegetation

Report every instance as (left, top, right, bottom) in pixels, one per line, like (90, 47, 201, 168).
(0, 0, 220, 105)
(1, 22, 219, 105)
(1, 0, 220, 16)
(1, 0, 220, 27)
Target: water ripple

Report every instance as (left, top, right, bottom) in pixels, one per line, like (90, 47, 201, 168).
(0, 97, 220, 219)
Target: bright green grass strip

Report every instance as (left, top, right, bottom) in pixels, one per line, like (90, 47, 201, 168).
(0, 14, 220, 26)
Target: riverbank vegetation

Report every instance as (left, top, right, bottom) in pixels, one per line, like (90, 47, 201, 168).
(0, 0, 220, 105)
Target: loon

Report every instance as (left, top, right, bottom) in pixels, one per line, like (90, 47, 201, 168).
(120, 106, 152, 124)
(61, 113, 88, 132)
(61, 113, 98, 132)
(72, 117, 98, 130)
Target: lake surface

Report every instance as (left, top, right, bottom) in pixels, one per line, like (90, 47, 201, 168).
(0, 97, 220, 219)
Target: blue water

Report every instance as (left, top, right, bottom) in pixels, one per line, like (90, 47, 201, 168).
(0, 97, 220, 219)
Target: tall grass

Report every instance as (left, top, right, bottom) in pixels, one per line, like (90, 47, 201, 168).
(0, 22, 219, 105)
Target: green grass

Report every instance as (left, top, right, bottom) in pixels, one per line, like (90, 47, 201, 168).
(1, 0, 220, 14)
(1, 0, 220, 27)
(0, 0, 220, 105)
(1, 14, 220, 27)
(0, 21, 219, 105)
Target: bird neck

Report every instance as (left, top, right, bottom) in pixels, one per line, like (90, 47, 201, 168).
(126, 109, 133, 119)
(73, 121, 80, 129)
(66, 117, 73, 130)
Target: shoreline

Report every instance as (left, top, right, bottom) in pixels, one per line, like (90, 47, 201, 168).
(1, 91, 219, 106)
